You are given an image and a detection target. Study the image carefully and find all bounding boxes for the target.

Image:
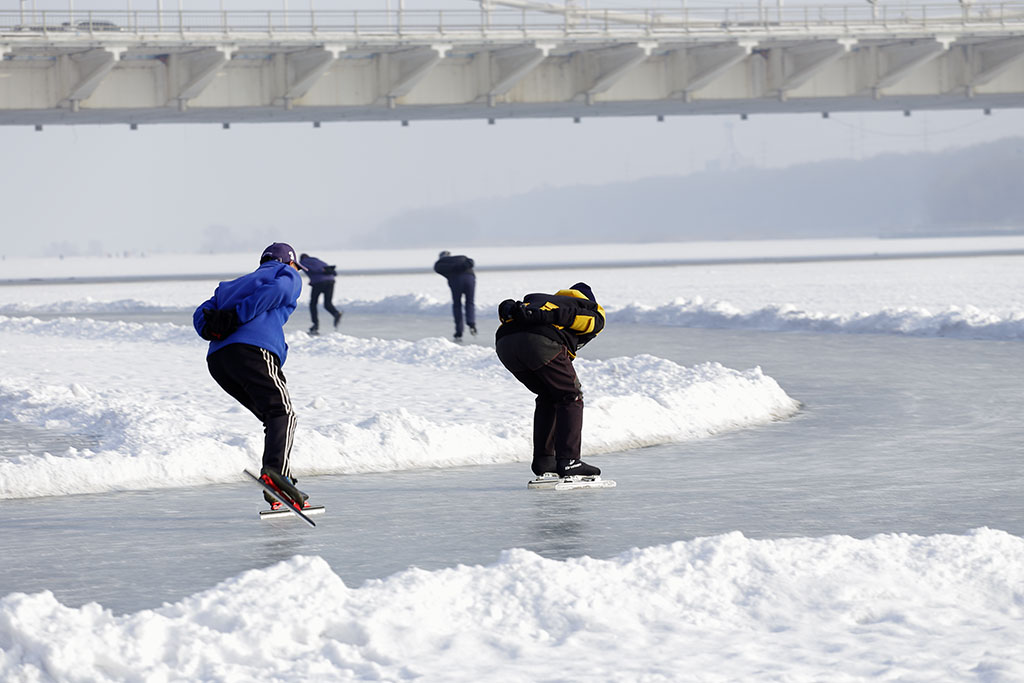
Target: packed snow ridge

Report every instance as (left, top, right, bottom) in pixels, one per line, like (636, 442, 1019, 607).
(0, 317, 798, 499)
(1, 528, 1022, 682)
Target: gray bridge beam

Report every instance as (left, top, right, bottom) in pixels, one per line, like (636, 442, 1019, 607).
(3, 5, 1024, 126)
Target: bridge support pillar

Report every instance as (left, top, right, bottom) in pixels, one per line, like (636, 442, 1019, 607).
(58, 47, 125, 112)
(381, 44, 451, 105)
(673, 40, 757, 100)
(961, 38, 1024, 93)
(873, 38, 950, 92)
(487, 43, 554, 104)
(273, 45, 346, 108)
(166, 46, 233, 111)
(774, 39, 856, 98)
(581, 41, 657, 103)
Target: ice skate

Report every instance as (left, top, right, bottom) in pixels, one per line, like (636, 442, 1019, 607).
(259, 467, 309, 509)
(556, 459, 601, 478)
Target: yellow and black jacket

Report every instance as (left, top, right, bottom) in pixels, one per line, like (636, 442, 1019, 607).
(495, 288, 606, 356)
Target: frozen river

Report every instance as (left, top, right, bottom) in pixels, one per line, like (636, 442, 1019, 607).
(3, 316, 1021, 616)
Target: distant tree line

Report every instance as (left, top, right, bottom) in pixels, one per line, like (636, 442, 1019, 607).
(354, 137, 1024, 246)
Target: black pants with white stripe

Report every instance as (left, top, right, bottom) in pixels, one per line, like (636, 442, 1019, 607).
(207, 343, 297, 478)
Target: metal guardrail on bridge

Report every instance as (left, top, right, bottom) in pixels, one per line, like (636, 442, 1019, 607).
(3, 4, 1024, 40)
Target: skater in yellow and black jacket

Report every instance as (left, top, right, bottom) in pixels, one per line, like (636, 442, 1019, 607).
(494, 282, 606, 479)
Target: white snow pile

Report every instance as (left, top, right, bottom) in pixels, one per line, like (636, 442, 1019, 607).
(0, 316, 798, 499)
(612, 297, 1024, 341)
(0, 298, 176, 315)
(1, 528, 1022, 682)
(6, 293, 1024, 341)
(0, 293, 450, 318)
(4, 240, 1024, 341)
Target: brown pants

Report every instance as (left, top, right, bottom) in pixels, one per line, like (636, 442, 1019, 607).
(496, 333, 583, 473)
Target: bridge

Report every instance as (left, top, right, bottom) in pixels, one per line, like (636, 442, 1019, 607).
(2, 2, 1024, 127)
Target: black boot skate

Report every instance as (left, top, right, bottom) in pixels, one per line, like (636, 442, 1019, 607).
(260, 467, 310, 509)
(556, 459, 601, 479)
(531, 455, 557, 477)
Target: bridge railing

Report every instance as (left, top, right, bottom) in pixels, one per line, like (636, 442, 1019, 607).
(2, 4, 1024, 39)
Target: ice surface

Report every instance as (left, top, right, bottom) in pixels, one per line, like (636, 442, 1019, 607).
(2, 237, 1023, 681)
(4, 235, 1024, 281)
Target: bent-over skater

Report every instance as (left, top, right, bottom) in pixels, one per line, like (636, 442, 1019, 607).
(494, 282, 606, 479)
(434, 250, 477, 341)
(299, 252, 343, 335)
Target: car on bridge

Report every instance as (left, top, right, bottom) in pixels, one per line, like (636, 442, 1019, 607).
(9, 24, 68, 33)
(61, 20, 122, 33)
(7, 20, 122, 33)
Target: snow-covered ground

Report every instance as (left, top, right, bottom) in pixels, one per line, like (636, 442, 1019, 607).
(0, 314, 797, 499)
(5, 237, 1024, 339)
(1, 237, 1023, 681)
(4, 529, 1022, 681)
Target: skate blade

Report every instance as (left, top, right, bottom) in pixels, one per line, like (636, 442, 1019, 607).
(527, 475, 616, 491)
(259, 505, 326, 519)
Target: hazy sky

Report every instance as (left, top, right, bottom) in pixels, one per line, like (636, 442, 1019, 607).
(4, 0, 1024, 257)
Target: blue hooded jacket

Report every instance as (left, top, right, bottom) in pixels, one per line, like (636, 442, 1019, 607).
(193, 261, 302, 365)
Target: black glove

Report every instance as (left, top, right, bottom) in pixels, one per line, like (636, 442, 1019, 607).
(512, 303, 535, 323)
(323, 265, 337, 275)
(499, 299, 554, 325)
(498, 299, 519, 323)
(514, 303, 552, 325)
(201, 308, 240, 341)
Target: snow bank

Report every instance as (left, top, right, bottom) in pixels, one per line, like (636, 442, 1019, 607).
(4, 238, 1024, 341)
(7, 294, 1024, 341)
(0, 293, 448, 318)
(0, 317, 798, 499)
(614, 297, 1024, 341)
(1, 529, 1021, 682)
(0, 298, 178, 315)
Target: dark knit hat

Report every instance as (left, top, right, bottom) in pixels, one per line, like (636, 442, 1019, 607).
(260, 243, 307, 270)
(571, 282, 595, 302)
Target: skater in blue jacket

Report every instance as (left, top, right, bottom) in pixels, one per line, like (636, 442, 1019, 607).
(193, 242, 312, 511)
(298, 252, 343, 336)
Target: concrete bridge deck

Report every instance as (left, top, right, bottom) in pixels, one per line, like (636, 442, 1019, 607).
(2, 3, 1024, 126)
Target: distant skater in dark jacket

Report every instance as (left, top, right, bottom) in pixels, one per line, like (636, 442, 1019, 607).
(193, 242, 313, 512)
(299, 252, 342, 336)
(495, 282, 606, 479)
(434, 250, 476, 341)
